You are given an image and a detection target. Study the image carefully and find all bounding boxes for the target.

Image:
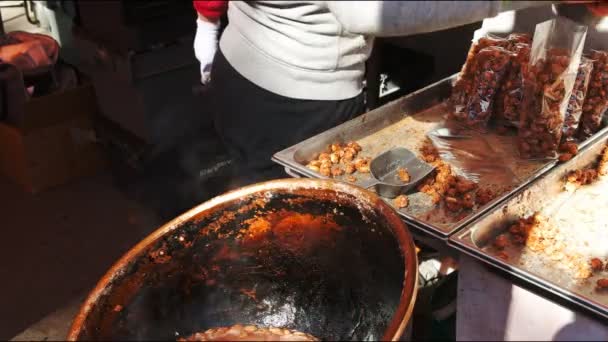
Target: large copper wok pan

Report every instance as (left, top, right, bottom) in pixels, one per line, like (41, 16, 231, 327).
(67, 179, 418, 341)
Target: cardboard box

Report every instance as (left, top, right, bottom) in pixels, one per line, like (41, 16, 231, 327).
(0, 83, 106, 193)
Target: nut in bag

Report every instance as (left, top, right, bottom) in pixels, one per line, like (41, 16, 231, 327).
(518, 18, 587, 160)
(579, 50, 608, 139)
(450, 34, 509, 122)
(562, 57, 593, 142)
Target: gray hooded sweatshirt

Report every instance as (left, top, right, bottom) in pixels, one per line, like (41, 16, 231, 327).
(219, 1, 548, 100)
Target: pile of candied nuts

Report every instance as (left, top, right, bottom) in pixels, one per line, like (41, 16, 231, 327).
(306, 141, 369, 182)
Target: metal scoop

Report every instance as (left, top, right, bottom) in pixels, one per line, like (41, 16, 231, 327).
(359, 147, 435, 198)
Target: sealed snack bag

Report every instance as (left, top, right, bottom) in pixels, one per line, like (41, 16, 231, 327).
(518, 18, 587, 159)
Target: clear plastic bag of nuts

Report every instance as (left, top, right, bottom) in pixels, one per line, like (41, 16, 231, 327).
(450, 34, 509, 122)
(518, 18, 588, 159)
(561, 57, 594, 143)
(461, 46, 513, 130)
(579, 50, 608, 139)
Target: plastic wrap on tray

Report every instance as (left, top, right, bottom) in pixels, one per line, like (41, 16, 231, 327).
(461, 46, 512, 129)
(579, 50, 608, 139)
(495, 43, 531, 127)
(562, 57, 594, 142)
(451, 35, 509, 121)
(518, 18, 587, 159)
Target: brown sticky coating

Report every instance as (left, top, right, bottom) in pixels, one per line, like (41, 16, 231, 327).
(519, 48, 572, 159)
(394, 195, 409, 209)
(562, 57, 594, 142)
(579, 50, 608, 139)
(495, 43, 531, 127)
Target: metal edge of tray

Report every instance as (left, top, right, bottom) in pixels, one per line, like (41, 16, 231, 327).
(272, 74, 559, 239)
(448, 128, 608, 319)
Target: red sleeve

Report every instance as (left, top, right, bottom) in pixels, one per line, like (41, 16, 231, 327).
(588, 2, 608, 17)
(193, 1, 228, 21)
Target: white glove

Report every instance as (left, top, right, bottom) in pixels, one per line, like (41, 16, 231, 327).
(194, 17, 220, 85)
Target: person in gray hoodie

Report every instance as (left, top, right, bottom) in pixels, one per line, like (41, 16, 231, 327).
(195, 1, 551, 187)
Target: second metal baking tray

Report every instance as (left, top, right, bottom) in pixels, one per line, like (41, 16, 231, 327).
(449, 129, 608, 319)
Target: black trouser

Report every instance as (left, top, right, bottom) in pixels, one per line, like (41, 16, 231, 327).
(210, 49, 366, 188)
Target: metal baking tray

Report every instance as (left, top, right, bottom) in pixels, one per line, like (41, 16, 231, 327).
(449, 130, 608, 319)
(273, 75, 561, 239)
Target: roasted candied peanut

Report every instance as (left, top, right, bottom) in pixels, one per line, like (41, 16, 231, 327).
(319, 165, 331, 177)
(341, 149, 356, 163)
(346, 141, 362, 152)
(596, 278, 608, 291)
(306, 164, 320, 172)
(354, 157, 371, 173)
(475, 188, 495, 206)
(590, 258, 604, 272)
(344, 162, 356, 174)
(566, 168, 598, 186)
(558, 153, 573, 162)
(318, 152, 331, 162)
(493, 234, 510, 250)
(559, 141, 579, 155)
(394, 195, 409, 209)
(455, 177, 478, 194)
(330, 166, 344, 177)
(397, 168, 411, 183)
